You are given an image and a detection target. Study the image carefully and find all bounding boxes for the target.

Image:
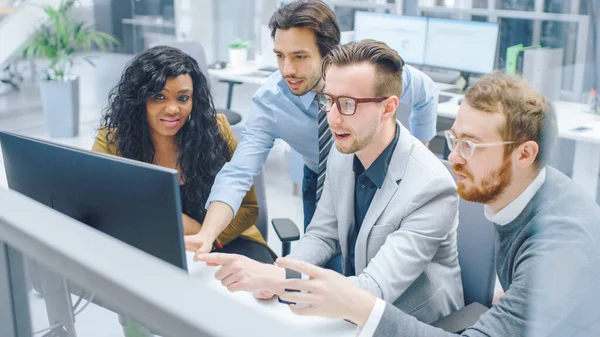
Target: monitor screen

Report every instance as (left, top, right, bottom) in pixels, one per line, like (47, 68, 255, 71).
(354, 11, 427, 65)
(424, 18, 499, 74)
(0, 132, 187, 271)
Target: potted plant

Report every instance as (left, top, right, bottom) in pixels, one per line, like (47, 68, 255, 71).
(23, 0, 119, 137)
(227, 38, 252, 67)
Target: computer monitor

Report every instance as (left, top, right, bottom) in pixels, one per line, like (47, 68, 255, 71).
(424, 18, 499, 76)
(354, 11, 428, 65)
(0, 132, 187, 270)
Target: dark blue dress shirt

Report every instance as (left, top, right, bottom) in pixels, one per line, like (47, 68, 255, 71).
(346, 125, 400, 276)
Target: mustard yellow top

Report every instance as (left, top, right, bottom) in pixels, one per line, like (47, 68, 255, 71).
(91, 114, 269, 251)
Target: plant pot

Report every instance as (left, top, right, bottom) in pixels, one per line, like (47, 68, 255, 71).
(228, 48, 248, 67)
(39, 77, 80, 137)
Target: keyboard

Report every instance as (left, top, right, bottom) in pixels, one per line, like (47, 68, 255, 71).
(441, 87, 465, 95)
(246, 71, 272, 78)
(258, 66, 278, 73)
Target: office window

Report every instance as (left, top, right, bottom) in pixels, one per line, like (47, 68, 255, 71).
(419, 0, 455, 7)
(497, 0, 534, 11)
(333, 4, 394, 32)
(580, 0, 590, 14)
(472, 0, 489, 8)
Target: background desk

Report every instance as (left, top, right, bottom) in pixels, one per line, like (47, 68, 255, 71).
(208, 63, 599, 202)
(208, 61, 271, 86)
(186, 252, 357, 336)
(208, 61, 462, 92)
(438, 97, 600, 201)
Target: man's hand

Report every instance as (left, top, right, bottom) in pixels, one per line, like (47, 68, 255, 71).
(182, 214, 202, 235)
(275, 257, 377, 327)
(492, 290, 504, 304)
(196, 253, 285, 299)
(184, 231, 215, 256)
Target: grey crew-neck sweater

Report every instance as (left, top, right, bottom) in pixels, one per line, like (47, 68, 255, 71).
(374, 167, 600, 337)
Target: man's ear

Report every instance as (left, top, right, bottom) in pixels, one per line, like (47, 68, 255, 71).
(383, 96, 399, 121)
(515, 140, 539, 168)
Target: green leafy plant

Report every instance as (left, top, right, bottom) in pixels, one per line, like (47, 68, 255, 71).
(227, 38, 252, 49)
(23, 0, 119, 81)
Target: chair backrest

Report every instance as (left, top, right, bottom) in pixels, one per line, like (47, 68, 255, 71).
(252, 170, 269, 241)
(149, 41, 210, 79)
(441, 160, 496, 307)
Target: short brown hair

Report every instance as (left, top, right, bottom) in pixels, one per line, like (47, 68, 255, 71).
(269, 0, 340, 58)
(321, 39, 405, 97)
(465, 71, 558, 167)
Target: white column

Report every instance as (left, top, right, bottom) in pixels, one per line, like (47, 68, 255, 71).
(174, 0, 216, 63)
(572, 141, 600, 202)
(531, 0, 544, 46)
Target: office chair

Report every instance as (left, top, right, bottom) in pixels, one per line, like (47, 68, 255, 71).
(149, 41, 242, 126)
(431, 160, 496, 333)
(230, 125, 300, 257)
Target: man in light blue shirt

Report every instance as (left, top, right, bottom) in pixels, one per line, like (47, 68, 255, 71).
(184, 0, 439, 264)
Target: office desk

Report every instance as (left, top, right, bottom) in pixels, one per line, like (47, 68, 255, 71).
(208, 61, 271, 86)
(208, 61, 462, 93)
(186, 252, 357, 335)
(36, 252, 356, 336)
(438, 98, 600, 201)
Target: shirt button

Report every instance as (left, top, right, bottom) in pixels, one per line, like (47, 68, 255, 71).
(361, 184, 365, 188)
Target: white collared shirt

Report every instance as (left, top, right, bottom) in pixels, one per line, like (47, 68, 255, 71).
(356, 298, 387, 337)
(484, 167, 547, 225)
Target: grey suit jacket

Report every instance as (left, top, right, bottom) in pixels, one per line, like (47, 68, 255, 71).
(288, 122, 464, 324)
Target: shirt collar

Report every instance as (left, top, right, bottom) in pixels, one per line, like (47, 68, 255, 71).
(300, 90, 316, 110)
(484, 167, 547, 226)
(277, 74, 317, 110)
(353, 124, 400, 189)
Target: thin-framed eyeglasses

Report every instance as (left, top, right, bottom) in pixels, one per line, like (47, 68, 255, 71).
(444, 130, 515, 160)
(316, 92, 389, 116)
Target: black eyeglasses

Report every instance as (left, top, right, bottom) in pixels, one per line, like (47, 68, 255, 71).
(316, 92, 389, 116)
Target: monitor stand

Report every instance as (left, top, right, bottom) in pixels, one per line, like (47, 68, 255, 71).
(442, 72, 474, 94)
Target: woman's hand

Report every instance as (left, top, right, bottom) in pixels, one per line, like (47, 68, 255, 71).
(184, 230, 216, 257)
(182, 214, 202, 235)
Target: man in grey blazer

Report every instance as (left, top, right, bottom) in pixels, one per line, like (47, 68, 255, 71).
(275, 72, 600, 337)
(195, 40, 463, 324)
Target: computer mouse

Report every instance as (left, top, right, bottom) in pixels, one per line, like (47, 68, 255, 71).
(210, 62, 227, 70)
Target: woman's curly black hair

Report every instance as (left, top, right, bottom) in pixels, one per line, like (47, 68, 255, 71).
(100, 46, 231, 223)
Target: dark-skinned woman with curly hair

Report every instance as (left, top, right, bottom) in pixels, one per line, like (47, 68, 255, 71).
(92, 46, 275, 264)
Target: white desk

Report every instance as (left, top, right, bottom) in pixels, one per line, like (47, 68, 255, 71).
(209, 63, 600, 201)
(208, 61, 272, 86)
(186, 253, 357, 336)
(438, 97, 600, 201)
(208, 61, 462, 93)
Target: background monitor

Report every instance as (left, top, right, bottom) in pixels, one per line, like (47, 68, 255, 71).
(0, 132, 187, 270)
(354, 11, 428, 65)
(424, 18, 499, 74)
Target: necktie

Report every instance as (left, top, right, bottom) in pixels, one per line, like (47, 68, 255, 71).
(316, 105, 333, 201)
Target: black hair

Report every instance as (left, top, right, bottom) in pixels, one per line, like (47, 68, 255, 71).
(100, 46, 230, 222)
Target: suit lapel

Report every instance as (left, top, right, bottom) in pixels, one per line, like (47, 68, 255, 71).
(354, 122, 414, 271)
(336, 154, 355, 268)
